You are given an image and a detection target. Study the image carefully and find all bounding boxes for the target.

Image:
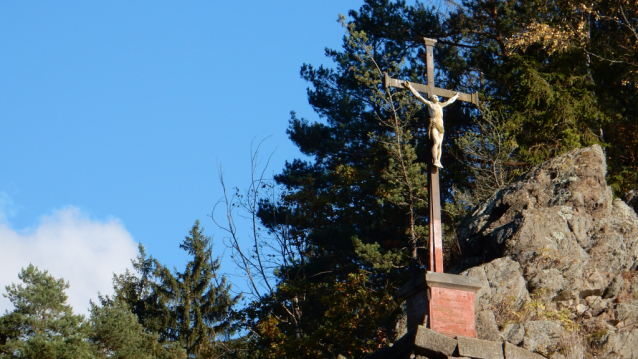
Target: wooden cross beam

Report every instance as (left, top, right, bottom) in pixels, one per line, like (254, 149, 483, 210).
(384, 39, 479, 107)
(384, 38, 479, 274)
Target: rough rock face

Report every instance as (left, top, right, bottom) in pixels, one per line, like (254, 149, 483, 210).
(456, 145, 638, 358)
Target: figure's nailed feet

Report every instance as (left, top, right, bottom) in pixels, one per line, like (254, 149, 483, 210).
(434, 162, 443, 168)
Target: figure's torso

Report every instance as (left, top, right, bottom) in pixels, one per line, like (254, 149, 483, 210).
(427, 104, 444, 124)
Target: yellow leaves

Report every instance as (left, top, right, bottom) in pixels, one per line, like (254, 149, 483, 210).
(256, 315, 280, 338)
(506, 0, 593, 54)
(254, 315, 291, 359)
(507, 21, 582, 55)
(335, 164, 357, 183)
(508, 0, 638, 59)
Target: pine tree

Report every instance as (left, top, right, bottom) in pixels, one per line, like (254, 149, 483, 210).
(89, 300, 185, 359)
(0, 264, 93, 359)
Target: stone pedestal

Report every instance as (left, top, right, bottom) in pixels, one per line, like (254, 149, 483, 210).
(399, 272, 482, 338)
(364, 325, 546, 359)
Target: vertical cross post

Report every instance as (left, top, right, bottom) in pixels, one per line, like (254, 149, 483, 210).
(423, 38, 444, 273)
(429, 169, 444, 273)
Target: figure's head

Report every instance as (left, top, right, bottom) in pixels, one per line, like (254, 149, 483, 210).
(430, 94, 439, 103)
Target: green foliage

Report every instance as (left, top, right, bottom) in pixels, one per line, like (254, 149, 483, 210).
(248, 2, 440, 357)
(111, 221, 239, 358)
(108, 246, 167, 336)
(154, 220, 240, 357)
(352, 238, 403, 273)
(444, 0, 637, 192)
(0, 225, 237, 359)
(0, 264, 93, 359)
(450, 104, 520, 211)
(244, 270, 399, 359)
(243, 0, 637, 357)
(89, 301, 185, 359)
(7, 1, 635, 359)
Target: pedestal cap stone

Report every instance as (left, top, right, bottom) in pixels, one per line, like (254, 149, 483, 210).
(398, 272, 482, 298)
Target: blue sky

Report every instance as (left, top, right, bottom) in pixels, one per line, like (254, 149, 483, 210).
(0, 1, 368, 313)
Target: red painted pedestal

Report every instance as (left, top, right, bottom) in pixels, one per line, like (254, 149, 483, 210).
(399, 272, 482, 338)
(429, 285, 477, 337)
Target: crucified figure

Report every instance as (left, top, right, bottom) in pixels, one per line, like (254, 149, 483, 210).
(403, 82, 459, 168)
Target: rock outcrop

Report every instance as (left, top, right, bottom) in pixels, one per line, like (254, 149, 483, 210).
(456, 145, 638, 358)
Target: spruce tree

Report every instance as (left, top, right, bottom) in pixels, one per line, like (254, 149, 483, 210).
(110, 245, 167, 336)
(112, 221, 239, 358)
(154, 220, 239, 357)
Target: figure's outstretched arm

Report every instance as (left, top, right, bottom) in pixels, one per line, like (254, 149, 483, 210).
(403, 82, 433, 107)
(441, 92, 460, 107)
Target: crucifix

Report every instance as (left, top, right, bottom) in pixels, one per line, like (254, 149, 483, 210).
(384, 38, 479, 274)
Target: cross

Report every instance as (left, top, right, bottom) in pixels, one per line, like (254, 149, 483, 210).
(384, 38, 479, 274)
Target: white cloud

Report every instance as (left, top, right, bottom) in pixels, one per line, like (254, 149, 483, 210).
(0, 206, 138, 316)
